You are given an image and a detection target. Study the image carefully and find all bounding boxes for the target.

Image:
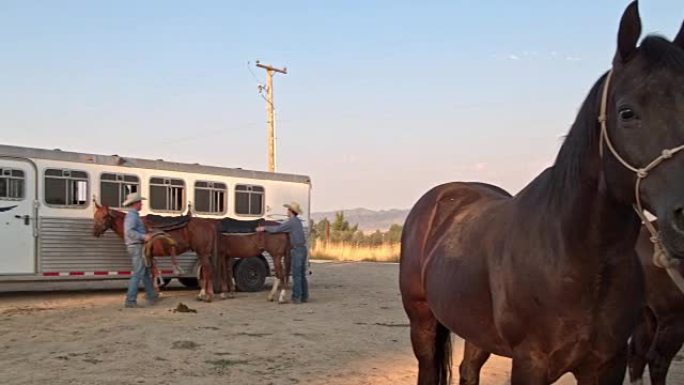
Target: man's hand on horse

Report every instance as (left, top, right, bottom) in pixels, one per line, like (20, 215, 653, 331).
(144, 233, 152, 242)
(256, 226, 265, 232)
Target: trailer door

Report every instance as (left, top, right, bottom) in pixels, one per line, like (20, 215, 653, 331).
(0, 159, 36, 274)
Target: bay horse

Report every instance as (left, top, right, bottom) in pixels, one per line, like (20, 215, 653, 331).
(213, 218, 291, 302)
(628, 222, 684, 385)
(92, 203, 218, 302)
(400, 3, 684, 384)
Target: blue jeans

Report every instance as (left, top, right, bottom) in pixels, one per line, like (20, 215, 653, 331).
(291, 246, 309, 302)
(125, 244, 156, 305)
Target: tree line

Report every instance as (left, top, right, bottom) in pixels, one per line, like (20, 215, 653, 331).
(310, 212, 403, 246)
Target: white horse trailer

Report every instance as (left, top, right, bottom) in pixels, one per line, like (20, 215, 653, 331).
(0, 144, 311, 291)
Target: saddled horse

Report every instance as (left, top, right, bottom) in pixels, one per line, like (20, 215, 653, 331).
(400, 3, 684, 384)
(628, 222, 684, 385)
(92, 203, 218, 301)
(213, 217, 291, 302)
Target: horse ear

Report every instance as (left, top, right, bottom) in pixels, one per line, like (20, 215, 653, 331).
(674, 20, 684, 49)
(613, 1, 642, 65)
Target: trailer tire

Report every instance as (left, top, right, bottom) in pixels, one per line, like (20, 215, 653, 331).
(178, 277, 199, 289)
(234, 257, 267, 292)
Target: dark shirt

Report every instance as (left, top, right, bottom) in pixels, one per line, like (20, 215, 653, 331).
(264, 216, 306, 248)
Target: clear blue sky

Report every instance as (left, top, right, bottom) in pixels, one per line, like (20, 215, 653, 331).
(1, 1, 683, 212)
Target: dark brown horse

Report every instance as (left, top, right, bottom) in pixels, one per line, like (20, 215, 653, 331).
(628, 222, 684, 385)
(457, 222, 684, 384)
(400, 3, 684, 384)
(214, 219, 291, 302)
(92, 203, 218, 301)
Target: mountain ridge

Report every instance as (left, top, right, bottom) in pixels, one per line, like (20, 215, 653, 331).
(310, 208, 409, 232)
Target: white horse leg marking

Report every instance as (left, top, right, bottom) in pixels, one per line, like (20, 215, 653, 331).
(278, 288, 287, 304)
(198, 288, 206, 300)
(268, 278, 280, 301)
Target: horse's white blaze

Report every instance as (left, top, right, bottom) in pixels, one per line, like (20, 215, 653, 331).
(278, 289, 287, 303)
(268, 278, 280, 301)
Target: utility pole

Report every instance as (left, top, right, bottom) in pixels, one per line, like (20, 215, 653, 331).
(255, 60, 287, 172)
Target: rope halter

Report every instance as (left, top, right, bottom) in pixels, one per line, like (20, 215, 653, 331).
(598, 70, 684, 294)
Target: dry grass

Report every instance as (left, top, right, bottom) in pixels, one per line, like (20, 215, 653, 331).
(311, 242, 400, 263)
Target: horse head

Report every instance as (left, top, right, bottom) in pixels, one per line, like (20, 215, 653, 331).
(92, 201, 114, 237)
(601, 2, 684, 259)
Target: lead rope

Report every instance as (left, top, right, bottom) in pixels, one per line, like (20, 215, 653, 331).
(598, 70, 684, 295)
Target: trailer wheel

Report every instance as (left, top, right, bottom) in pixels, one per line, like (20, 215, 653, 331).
(178, 277, 199, 289)
(160, 277, 172, 288)
(234, 257, 267, 292)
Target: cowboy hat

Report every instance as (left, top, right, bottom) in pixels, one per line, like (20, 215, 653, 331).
(122, 192, 147, 207)
(283, 202, 302, 215)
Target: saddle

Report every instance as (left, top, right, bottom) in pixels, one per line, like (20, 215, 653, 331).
(218, 217, 263, 234)
(142, 232, 176, 268)
(145, 213, 192, 232)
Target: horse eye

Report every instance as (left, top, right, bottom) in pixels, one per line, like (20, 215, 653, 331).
(619, 108, 636, 121)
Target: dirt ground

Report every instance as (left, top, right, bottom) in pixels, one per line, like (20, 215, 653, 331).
(0, 261, 682, 385)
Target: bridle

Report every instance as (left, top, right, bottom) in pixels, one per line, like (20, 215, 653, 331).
(598, 69, 684, 294)
(95, 209, 115, 235)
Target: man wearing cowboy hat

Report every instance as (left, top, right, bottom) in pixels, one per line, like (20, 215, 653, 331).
(256, 202, 309, 304)
(122, 192, 156, 308)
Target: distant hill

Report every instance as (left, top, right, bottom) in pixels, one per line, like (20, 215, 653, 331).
(310, 208, 409, 232)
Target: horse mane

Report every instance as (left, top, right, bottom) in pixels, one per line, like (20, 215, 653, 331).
(640, 35, 684, 70)
(547, 72, 607, 204)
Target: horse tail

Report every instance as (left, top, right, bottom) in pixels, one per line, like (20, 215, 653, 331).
(435, 322, 452, 385)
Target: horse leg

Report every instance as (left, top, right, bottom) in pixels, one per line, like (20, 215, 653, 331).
(268, 254, 282, 302)
(628, 309, 656, 385)
(405, 300, 452, 385)
(458, 341, 491, 385)
(574, 347, 628, 385)
(647, 318, 684, 385)
(196, 257, 214, 302)
(278, 253, 290, 303)
(151, 260, 161, 295)
(202, 255, 214, 302)
(197, 264, 206, 301)
(598, 348, 628, 385)
(170, 246, 184, 275)
(219, 256, 235, 300)
(510, 355, 549, 385)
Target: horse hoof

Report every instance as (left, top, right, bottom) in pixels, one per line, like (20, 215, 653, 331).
(267, 296, 274, 302)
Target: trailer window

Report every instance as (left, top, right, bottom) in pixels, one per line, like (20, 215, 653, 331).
(0, 168, 24, 200)
(149, 177, 185, 213)
(44, 169, 89, 208)
(194, 181, 226, 215)
(235, 184, 264, 216)
(100, 173, 140, 208)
